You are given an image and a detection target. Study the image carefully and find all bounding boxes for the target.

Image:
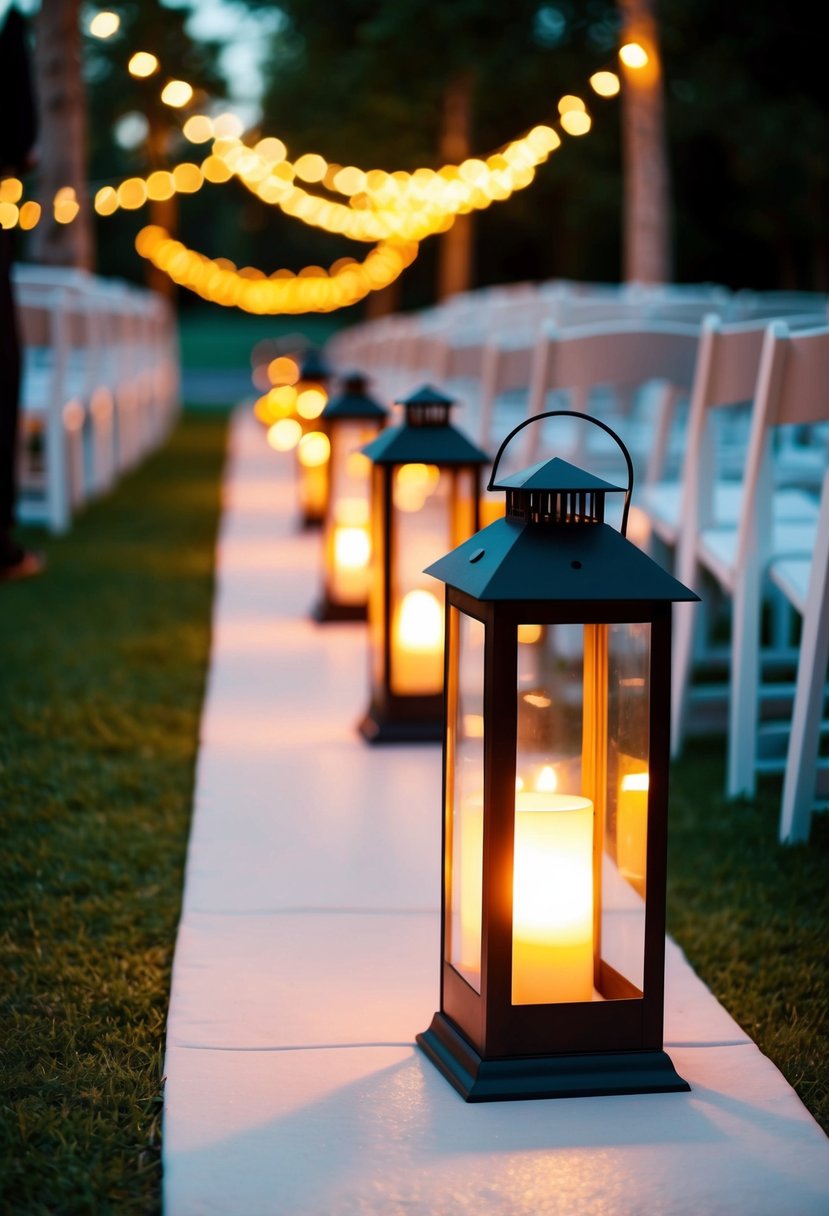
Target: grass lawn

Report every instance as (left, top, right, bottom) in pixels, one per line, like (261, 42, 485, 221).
(1, 396, 827, 1213)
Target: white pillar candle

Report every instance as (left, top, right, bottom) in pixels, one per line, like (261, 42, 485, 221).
(512, 791, 594, 1004)
(392, 589, 444, 694)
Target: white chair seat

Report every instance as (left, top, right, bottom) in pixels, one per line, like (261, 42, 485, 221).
(699, 515, 819, 591)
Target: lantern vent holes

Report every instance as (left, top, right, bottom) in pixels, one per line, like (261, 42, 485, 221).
(406, 400, 452, 428)
(469, 548, 485, 564)
(571, 560, 582, 569)
(506, 488, 606, 526)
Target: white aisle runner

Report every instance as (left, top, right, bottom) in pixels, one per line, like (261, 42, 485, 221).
(163, 404, 829, 1216)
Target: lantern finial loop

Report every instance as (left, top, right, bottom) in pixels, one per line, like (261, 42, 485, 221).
(486, 411, 634, 536)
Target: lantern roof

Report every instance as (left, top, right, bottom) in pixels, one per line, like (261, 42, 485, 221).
(299, 347, 332, 381)
(322, 370, 388, 421)
(424, 515, 699, 603)
(494, 457, 624, 495)
(361, 410, 490, 467)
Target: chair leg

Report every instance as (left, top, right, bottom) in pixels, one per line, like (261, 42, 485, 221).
(779, 504, 829, 843)
(726, 566, 760, 800)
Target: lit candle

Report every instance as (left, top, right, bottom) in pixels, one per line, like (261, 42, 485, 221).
(617, 769, 648, 898)
(297, 430, 329, 518)
(391, 588, 444, 694)
(512, 790, 594, 1004)
(331, 497, 370, 603)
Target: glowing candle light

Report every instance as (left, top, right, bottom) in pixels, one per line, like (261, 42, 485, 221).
(331, 499, 370, 603)
(392, 589, 444, 695)
(617, 769, 649, 897)
(512, 791, 594, 1004)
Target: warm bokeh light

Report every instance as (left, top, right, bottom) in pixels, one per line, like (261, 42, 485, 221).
(267, 356, 299, 385)
(557, 95, 586, 115)
(161, 80, 194, 108)
(0, 177, 22, 204)
(183, 115, 214, 144)
(295, 387, 327, 419)
(89, 10, 120, 38)
(213, 112, 244, 139)
(146, 170, 175, 201)
(117, 177, 148, 210)
(589, 70, 620, 97)
(267, 418, 303, 450)
(560, 110, 592, 136)
(18, 200, 41, 230)
(128, 51, 159, 78)
(0, 202, 18, 230)
(172, 162, 203, 192)
(297, 431, 330, 468)
(619, 42, 649, 69)
(54, 187, 79, 224)
(294, 152, 328, 183)
(94, 185, 118, 216)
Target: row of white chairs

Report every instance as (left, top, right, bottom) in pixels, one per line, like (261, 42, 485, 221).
(13, 264, 180, 535)
(327, 285, 829, 844)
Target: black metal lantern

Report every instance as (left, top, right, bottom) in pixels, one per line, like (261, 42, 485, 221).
(416, 411, 699, 1102)
(312, 371, 388, 622)
(358, 385, 491, 744)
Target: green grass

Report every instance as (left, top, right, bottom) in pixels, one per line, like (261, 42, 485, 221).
(0, 412, 228, 1215)
(1, 402, 827, 1214)
(667, 742, 829, 1131)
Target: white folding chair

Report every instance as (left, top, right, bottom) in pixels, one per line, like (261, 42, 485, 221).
(519, 320, 702, 499)
(16, 282, 84, 534)
(770, 465, 829, 842)
(671, 321, 829, 799)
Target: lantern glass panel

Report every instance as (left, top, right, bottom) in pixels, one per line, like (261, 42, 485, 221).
(390, 464, 449, 696)
(599, 620, 650, 992)
(511, 620, 650, 1005)
(445, 607, 485, 993)
(327, 420, 375, 605)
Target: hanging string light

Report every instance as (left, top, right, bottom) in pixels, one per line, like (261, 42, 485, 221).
(0, 32, 645, 310)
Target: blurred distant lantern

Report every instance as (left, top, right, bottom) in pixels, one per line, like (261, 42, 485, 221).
(295, 348, 335, 528)
(416, 412, 697, 1101)
(358, 385, 490, 743)
(312, 372, 387, 622)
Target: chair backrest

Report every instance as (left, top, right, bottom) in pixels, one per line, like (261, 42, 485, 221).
(737, 321, 829, 568)
(520, 319, 702, 473)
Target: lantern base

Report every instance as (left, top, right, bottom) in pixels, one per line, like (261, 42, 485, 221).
(417, 1013, 690, 1103)
(311, 597, 367, 623)
(358, 709, 444, 744)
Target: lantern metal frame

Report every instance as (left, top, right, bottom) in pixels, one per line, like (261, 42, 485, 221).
(358, 385, 491, 744)
(312, 371, 388, 623)
(416, 411, 699, 1102)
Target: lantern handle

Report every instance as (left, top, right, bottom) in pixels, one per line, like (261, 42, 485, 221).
(486, 410, 634, 536)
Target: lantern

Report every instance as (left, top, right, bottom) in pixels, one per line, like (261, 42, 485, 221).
(416, 411, 698, 1101)
(358, 385, 491, 743)
(294, 348, 334, 529)
(312, 371, 388, 622)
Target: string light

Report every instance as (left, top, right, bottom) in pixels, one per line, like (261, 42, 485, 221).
(89, 10, 120, 39)
(134, 224, 419, 313)
(0, 30, 637, 310)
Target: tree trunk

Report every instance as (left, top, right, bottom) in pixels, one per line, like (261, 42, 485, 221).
(617, 0, 671, 284)
(145, 119, 178, 301)
(437, 72, 474, 302)
(30, 0, 93, 270)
